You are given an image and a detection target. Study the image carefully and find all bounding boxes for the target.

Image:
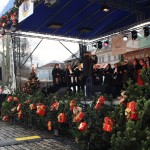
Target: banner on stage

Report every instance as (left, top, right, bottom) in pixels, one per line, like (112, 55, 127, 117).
(18, 0, 34, 23)
(111, 34, 126, 56)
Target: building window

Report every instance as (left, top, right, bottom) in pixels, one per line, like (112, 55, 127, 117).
(102, 57, 104, 63)
(108, 55, 111, 62)
(98, 57, 101, 63)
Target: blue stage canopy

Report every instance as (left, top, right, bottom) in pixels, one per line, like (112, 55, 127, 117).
(14, 0, 150, 39)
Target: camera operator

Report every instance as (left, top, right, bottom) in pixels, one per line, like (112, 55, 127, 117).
(82, 51, 97, 99)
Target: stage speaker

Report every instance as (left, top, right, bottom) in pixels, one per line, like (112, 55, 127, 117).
(57, 87, 70, 97)
(92, 85, 105, 94)
(79, 44, 87, 60)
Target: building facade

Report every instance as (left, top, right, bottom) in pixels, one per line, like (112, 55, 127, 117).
(36, 60, 65, 81)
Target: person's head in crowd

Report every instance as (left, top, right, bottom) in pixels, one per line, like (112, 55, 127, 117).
(139, 59, 145, 65)
(67, 64, 72, 70)
(106, 63, 111, 69)
(114, 63, 118, 68)
(93, 64, 96, 69)
(54, 63, 59, 69)
(84, 51, 92, 58)
(117, 62, 121, 66)
(146, 56, 150, 61)
(124, 60, 128, 65)
(133, 58, 139, 66)
(78, 63, 82, 69)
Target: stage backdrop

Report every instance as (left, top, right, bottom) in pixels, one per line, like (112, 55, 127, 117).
(111, 34, 126, 56)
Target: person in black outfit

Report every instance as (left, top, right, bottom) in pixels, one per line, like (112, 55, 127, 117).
(61, 67, 67, 87)
(111, 62, 123, 98)
(129, 58, 141, 84)
(93, 64, 101, 86)
(122, 60, 129, 87)
(103, 64, 113, 95)
(52, 64, 62, 91)
(82, 51, 97, 98)
(75, 63, 84, 93)
(65, 64, 76, 94)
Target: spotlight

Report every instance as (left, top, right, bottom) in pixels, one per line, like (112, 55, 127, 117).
(92, 43, 97, 48)
(97, 41, 103, 49)
(44, 0, 51, 6)
(123, 35, 128, 41)
(101, 5, 109, 12)
(131, 30, 137, 40)
(104, 41, 109, 47)
(44, 0, 59, 7)
(143, 26, 150, 37)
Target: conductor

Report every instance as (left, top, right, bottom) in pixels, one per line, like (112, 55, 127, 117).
(82, 51, 97, 99)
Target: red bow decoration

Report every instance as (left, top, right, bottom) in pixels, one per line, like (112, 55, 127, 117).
(78, 122, 88, 132)
(2, 115, 9, 122)
(103, 117, 113, 132)
(58, 113, 67, 123)
(7, 96, 12, 102)
(51, 102, 59, 110)
(74, 112, 85, 122)
(47, 121, 52, 130)
(30, 104, 36, 110)
(36, 104, 46, 116)
(70, 100, 76, 111)
(13, 97, 19, 102)
(18, 110, 23, 119)
(125, 101, 138, 121)
(94, 96, 106, 110)
(17, 103, 22, 112)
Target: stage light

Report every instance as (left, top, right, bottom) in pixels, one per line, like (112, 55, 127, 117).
(104, 41, 109, 47)
(97, 41, 103, 49)
(92, 43, 97, 48)
(45, 0, 59, 7)
(131, 30, 138, 40)
(143, 26, 150, 37)
(101, 5, 109, 12)
(123, 35, 128, 41)
(45, 0, 51, 6)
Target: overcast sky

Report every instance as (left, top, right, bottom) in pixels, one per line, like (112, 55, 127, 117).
(0, 0, 9, 16)
(28, 37, 79, 66)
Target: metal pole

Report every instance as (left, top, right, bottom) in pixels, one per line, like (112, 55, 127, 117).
(20, 39, 43, 69)
(59, 41, 81, 62)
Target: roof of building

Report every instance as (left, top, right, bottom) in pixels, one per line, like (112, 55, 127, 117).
(38, 60, 65, 68)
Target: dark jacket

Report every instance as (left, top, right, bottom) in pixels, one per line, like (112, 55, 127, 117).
(83, 55, 97, 77)
(52, 68, 62, 85)
(65, 68, 76, 86)
(75, 68, 84, 85)
(103, 67, 113, 85)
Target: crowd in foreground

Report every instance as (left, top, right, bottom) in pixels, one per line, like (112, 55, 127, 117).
(52, 53, 150, 99)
